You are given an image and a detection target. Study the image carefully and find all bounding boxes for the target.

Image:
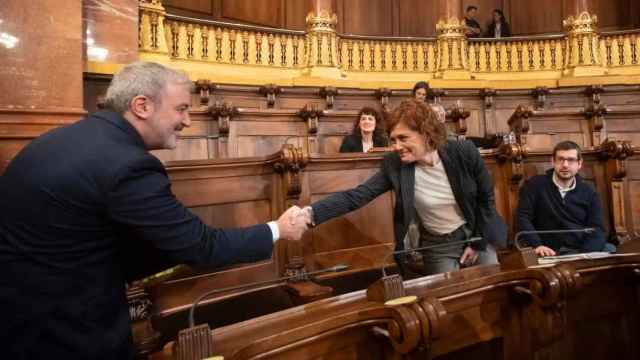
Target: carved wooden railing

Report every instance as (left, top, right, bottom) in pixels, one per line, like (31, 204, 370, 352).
(338, 34, 438, 73)
(600, 29, 640, 69)
(139, 1, 640, 83)
(163, 15, 306, 68)
(468, 35, 567, 73)
(161, 255, 640, 360)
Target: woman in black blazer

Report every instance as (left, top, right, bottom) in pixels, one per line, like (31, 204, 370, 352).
(308, 100, 504, 276)
(487, 9, 511, 38)
(339, 106, 389, 153)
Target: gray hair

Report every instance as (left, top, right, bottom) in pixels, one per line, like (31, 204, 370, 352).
(104, 61, 192, 114)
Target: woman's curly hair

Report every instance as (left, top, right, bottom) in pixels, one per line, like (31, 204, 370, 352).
(387, 99, 447, 150)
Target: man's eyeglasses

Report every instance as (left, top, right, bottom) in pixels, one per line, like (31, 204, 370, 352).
(554, 156, 579, 165)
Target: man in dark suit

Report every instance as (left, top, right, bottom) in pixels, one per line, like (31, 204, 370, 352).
(0, 62, 307, 359)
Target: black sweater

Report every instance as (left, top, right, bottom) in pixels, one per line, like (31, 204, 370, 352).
(516, 169, 606, 252)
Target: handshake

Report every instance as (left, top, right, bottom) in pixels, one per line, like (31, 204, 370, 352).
(276, 205, 314, 241)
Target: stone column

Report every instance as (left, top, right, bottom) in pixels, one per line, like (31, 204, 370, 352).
(434, 0, 470, 79)
(0, 0, 85, 173)
(302, 0, 340, 79)
(562, 0, 606, 76)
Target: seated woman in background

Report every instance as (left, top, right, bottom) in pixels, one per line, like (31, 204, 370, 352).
(412, 81, 429, 103)
(309, 100, 502, 276)
(487, 9, 511, 38)
(413, 81, 447, 125)
(339, 107, 388, 153)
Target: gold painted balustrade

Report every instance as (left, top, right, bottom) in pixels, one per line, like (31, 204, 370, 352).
(136, 0, 640, 88)
(162, 16, 306, 69)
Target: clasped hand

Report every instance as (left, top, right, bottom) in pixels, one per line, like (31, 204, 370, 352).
(276, 206, 314, 241)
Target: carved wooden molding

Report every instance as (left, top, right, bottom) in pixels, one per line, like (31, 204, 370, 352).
(447, 102, 470, 139)
(384, 296, 447, 354)
(532, 86, 550, 110)
(584, 103, 608, 145)
(128, 284, 162, 357)
(600, 139, 634, 166)
(583, 103, 608, 130)
(585, 84, 605, 105)
(513, 264, 580, 348)
(481, 88, 496, 109)
(274, 145, 309, 276)
(601, 137, 634, 186)
(258, 83, 281, 108)
(319, 86, 338, 109)
(375, 87, 392, 108)
(274, 144, 309, 201)
(507, 105, 533, 144)
(599, 139, 634, 247)
(296, 103, 323, 135)
(209, 101, 238, 137)
(195, 79, 213, 106)
(497, 143, 528, 186)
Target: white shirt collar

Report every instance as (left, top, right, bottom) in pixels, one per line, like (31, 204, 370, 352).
(552, 172, 576, 198)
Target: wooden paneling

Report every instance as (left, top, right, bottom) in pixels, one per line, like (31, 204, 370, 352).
(163, 0, 213, 15)
(284, 0, 312, 30)
(397, 0, 439, 37)
(155, 255, 640, 359)
(191, 200, 273, 228)
(83, 76, 640, 163)
(163, 0, 639, 35)
(507, 0, 563, 35)
(339, 0, 394, 36)
(220, 0, 282, 28)
(594, 0, 638, 30)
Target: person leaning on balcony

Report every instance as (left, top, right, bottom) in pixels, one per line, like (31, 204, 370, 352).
(339, 106, 389, 153)
(487, 9, 511, 38)
(464, 5, 482, 38)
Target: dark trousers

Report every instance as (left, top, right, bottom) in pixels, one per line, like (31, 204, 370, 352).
(419, 225, 497, 275)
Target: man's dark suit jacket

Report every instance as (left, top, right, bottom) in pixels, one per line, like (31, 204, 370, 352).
(339, 134, 389, 153)
(312, 140, 503, 272)
(0, 111, 273, 359)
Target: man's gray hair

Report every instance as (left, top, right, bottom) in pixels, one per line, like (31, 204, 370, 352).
(104, 61, 192, 114)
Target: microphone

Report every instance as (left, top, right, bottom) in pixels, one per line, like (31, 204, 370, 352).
(187, 263, 349, 328)
(514, 228, 595, 250)
(381, 237, 483, 277)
